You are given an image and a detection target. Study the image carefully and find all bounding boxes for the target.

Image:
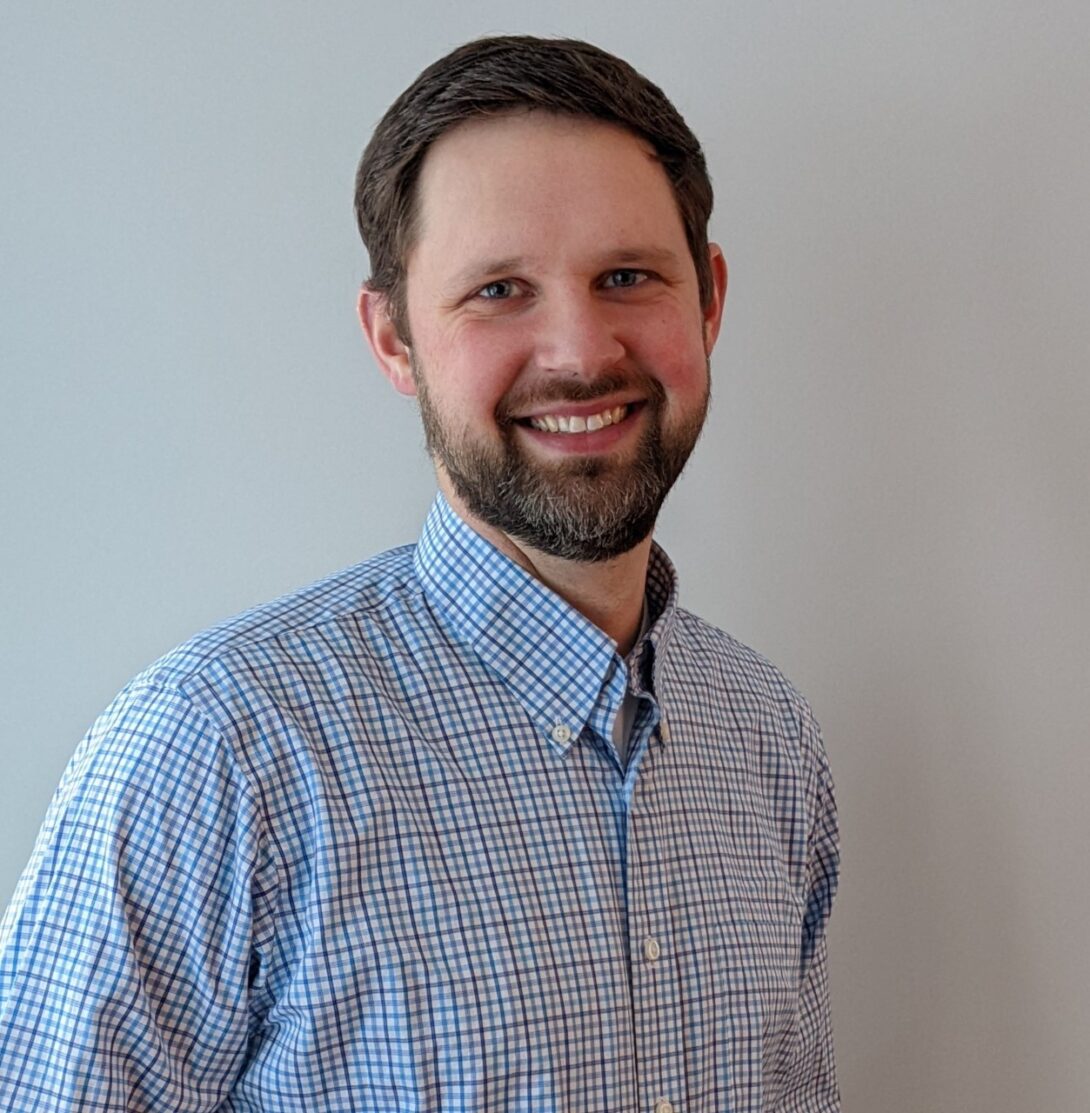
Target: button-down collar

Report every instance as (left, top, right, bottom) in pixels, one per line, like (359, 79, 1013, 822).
(414, 495, 680, 754)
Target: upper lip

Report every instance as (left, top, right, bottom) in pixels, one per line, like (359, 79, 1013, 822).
(514, 394, 644, 420)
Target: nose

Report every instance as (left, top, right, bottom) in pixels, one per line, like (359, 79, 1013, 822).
(532, 291, 626, 376)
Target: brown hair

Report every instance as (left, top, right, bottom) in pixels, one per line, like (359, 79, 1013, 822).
(354, 35, 714, 340)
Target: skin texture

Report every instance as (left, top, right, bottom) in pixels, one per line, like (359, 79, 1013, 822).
(360, 111, 727, 651)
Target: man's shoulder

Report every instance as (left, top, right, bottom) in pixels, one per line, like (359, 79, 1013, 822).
(135, 542, 422, 696)
(48, 543, 428, 849)
(669, 606, 819, 732)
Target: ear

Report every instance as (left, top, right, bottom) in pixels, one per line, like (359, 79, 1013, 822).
(357, 286, 416, 396)
(701, 244, 728, 355)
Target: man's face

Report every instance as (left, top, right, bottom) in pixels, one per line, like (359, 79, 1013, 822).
(372, 111, 726, 562)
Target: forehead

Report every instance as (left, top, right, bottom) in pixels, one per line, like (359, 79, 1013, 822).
(407, 112, 688, 278)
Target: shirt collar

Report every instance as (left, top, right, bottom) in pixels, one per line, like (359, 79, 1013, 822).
(631, 529, 680, 699)
(414, 493, 680, 754)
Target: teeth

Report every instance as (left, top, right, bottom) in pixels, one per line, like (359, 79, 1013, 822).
(529, 404, 628, 434)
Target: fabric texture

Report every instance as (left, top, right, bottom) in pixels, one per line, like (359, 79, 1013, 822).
(0, 494, 840, 1112)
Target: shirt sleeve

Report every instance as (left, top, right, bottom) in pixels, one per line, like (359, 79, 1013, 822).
(0, 682, 268, 1111)
(783, 721, 842, 1112)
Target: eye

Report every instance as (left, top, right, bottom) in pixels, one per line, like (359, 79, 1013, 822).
(476, 279, 520, 300)
(602, 269, 649, 289)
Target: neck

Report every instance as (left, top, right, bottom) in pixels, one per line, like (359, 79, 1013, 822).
(441, 485, 651, 655)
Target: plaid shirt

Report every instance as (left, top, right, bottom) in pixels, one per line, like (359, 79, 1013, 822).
(0, 494, 839, 1112)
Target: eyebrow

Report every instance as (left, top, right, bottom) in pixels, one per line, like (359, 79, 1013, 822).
(601, 247, 685, 269)
(448, 257, 525, 291)
(446, 247, 686, 292)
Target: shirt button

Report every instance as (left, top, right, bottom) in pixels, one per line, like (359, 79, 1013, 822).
(643, 936, 661, 962)
(658, 716, 671, 742)
(550, 723, 572, 744)
(654, 1100, 675, 1113)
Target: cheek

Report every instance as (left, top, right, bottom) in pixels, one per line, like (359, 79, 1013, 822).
(636, 317, 709, 394)
(449, 325, 528, 391)
(418, 323, 528, 418)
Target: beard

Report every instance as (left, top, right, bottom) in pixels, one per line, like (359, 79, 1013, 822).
(414, 362, 709, 563)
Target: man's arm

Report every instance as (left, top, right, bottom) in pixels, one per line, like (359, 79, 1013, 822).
(0, 683, 267, 1111)
(783, 730, 841, 1112)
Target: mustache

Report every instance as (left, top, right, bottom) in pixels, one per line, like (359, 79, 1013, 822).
(496, 372, 664, 423)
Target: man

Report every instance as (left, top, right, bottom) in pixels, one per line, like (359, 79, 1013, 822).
(0, 36, 839, 1112)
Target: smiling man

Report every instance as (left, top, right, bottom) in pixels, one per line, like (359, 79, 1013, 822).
(360, 108, 721, 650)
(0, 36, 840, 1113)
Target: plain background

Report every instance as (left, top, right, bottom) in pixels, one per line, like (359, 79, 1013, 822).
(3, 3, 1088, 1109)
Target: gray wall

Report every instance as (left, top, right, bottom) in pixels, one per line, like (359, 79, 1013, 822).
(3, 3, 1087, 1110)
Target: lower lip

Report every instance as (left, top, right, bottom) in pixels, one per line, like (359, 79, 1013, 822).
(517, 407, 643, 454)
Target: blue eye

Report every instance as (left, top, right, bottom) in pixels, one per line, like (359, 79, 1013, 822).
(603, 269, 647, 289)
(479, 280, 515, 299)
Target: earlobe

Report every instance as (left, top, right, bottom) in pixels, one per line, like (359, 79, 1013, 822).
(702, 245, 728, 355)
(357, 287, 417, 396)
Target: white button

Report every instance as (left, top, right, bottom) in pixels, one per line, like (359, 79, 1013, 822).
(658, 716, 671, 742)
(654, 1100, 675, 1113)
(550, 723, 572, 744)
(644, 936, 661, 962)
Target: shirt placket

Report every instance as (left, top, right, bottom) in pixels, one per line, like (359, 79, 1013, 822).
(624, 704, 688, 1113)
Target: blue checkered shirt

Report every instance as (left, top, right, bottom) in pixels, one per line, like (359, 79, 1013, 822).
(1, 494, 839, 1112)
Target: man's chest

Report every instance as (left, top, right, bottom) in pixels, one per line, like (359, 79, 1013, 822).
(237, 678, 808, 1113)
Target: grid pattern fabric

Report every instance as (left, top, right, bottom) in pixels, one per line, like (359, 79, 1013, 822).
(0, 494, 839, 1112)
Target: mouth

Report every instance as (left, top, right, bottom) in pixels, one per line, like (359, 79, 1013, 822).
(523, 403, 632, 435)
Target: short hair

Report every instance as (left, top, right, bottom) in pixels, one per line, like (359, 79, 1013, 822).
(354, 35, 714, 340)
